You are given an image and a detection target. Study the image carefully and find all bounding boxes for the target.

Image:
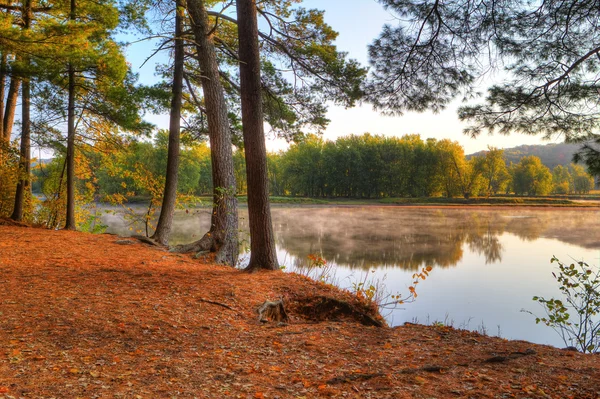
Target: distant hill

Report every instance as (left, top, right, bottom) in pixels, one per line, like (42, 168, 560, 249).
(469, 143, 582, 169)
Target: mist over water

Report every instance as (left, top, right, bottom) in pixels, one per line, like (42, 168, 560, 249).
(103, 205, 600, 348)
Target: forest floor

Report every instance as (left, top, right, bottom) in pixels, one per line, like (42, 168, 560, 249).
(1, 221, 599, 399)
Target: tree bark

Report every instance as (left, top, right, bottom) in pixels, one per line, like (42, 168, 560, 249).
(174, 0, 238, 266)
(152, 0, 184, 246)
(0, 52, 7, 142)
(237, 0, 278, 271)
(11, 0, 31, 221)
(10, 65, 30, 221)
(3, 75, 20, 141)
(64, 0, 77, 230)
(64, 64, 76, 229)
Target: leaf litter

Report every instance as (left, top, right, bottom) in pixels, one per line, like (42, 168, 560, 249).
(0, 224, 599, 398)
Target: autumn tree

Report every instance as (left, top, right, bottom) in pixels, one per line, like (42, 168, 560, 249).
(511, 156, 553, 196)
(435, 139, 481, 198)
(570, 164, 594, 194)
(552, 165, 572, 194)
(368, 0, 600, 167)
(474, 147, 510, 196)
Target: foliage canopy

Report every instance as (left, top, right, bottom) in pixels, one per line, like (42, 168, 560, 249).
(368, 0, 600, 169)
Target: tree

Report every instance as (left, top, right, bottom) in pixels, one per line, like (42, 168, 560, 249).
(475, 147, 510, 196)
(237, 0, 278, 271)
(552, 165, 572, 195)
(175, 0, 239, 266)
(368, 0, 600, 165)
(511, 156, 553, 196)
(435, 139, 480, 198)
(151, 0, 184, 245)
(8, 0, 33, 222)
(570, 164, 594, 194)
(170, 0, 364, 265)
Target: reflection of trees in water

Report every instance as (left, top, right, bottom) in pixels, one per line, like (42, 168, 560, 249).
(465, 217, 505, 264)
(105, 205, 600, 270)
(270, 207, 600, 270)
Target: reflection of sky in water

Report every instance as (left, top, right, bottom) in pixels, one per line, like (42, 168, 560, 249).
(103, 205, 600, 348)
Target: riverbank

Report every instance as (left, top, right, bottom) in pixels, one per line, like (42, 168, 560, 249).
(109, 194, 600, 209)
(1, 223, 599, 398)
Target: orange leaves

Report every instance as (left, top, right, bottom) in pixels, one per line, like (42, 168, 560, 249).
(2, 225, 600, 398)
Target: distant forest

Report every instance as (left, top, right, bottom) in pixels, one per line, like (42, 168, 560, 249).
(27, 133, 596, 207)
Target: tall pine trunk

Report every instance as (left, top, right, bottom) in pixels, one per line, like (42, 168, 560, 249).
(10, 64, 30, 221)
(152, 0, 184, 246)
(64, 0, 76, 230)
(175, 0, 238, 265)
(0, 53, 7, 142)
(237, 0, 278, 271)
(11, 0, 31, 221)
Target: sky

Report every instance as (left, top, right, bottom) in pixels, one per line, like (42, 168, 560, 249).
(125, 0, 557, 155)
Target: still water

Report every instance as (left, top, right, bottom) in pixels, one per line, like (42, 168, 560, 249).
(103, 205, 600, 348)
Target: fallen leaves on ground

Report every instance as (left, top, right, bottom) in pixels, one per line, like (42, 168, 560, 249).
(0, 224, 599, 398)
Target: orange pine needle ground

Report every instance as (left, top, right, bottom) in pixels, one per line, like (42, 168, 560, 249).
(0, 224, 599, 398)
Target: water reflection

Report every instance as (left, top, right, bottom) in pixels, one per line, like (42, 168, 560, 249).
(104, 205, 600, 270)
(268, 207, 600, 270)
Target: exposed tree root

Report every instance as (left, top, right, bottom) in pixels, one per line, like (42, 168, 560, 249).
(257, 299, 289, 323)
(132, 235, 160, 246)
(171, 234, 212, 254)
(170, 232, 237, 266)
(290, 295, 384, 327)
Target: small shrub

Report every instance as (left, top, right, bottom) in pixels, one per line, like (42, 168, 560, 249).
(528, 256, 600, 353)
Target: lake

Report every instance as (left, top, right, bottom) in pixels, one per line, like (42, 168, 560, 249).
(102, 205, 600, 348)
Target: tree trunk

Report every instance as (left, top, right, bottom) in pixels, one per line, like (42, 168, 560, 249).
(152, 0, 184, 246)
(0, 52, 7, 142)
(11, 0, 32, 221)
(65, 65, 76, 229)
(175, 0, 238, 266)
(3, 75, 20, 141)
(64, 0, 77, 230)
(237, 0, 278, 271)
(10, 64, 30, 221)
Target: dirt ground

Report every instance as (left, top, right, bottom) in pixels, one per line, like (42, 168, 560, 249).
(0, 223, 599, 398)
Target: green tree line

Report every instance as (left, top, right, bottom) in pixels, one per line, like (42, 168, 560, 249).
(33, 132, 596, 202)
